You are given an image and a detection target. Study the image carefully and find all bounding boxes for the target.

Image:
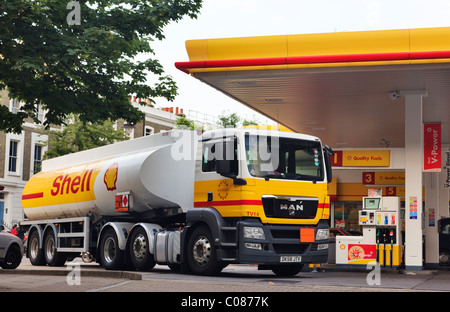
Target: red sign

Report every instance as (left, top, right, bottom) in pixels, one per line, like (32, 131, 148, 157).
(330, 150, 343, 166)
(115, 194, 129, 212)
(362, 172, 375, 185)
(348, 244, 376, 261)
(424, 123, 441, 172)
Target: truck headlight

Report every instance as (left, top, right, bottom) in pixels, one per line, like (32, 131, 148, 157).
(316, 229, 329, 240)
(243, 226, 266, 240)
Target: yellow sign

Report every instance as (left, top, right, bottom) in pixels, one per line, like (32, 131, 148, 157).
(342, 150, 390, 167)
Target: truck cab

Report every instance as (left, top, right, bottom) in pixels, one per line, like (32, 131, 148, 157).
(186, 129, 332, 275)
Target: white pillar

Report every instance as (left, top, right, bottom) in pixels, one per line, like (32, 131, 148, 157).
(424, 172, 439, 268)
(440, 147, 450, 220)
(402, 90, 427, 270)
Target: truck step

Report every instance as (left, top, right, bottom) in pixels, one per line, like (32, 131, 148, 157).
(221, 226, 237, 231)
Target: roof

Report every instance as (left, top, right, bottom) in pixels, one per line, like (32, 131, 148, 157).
(176, 27, 450, 148)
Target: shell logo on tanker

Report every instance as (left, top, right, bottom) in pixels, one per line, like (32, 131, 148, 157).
(50, 169, 94, 196)
(104, 163, 118, 191)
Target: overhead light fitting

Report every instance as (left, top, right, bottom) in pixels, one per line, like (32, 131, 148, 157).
(264, 98, 283, 103)
(235, 81, 258, 86)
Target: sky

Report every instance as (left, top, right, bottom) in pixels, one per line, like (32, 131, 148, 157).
(149, 0, 450, 125)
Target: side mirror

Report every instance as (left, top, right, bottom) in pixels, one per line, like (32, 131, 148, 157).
(216, 159, 233, 176)
(215, 139, 246, 185)
(323, 145, 334, 183)
(216, 159, 247, 185)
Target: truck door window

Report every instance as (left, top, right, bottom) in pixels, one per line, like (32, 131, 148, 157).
(202, 139, 238, 173)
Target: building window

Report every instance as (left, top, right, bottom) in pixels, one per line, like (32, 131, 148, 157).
(144, 126, 154, 136)
(8, 141, 18, 172)
(34, 145, 43, 174)
(10, 99, 21, 114)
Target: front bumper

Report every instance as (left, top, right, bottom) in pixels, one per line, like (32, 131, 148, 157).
(236, 219, 328, 265)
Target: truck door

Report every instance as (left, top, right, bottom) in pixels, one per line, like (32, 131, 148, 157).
(194, 136, 241, 209)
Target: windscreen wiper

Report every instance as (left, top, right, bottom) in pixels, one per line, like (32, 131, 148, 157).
(263, 173, 285, 181)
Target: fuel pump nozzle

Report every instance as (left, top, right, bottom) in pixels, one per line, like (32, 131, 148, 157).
(376, 228, 382, 263)
(389, 229, 395, 268)
(382, 228, 389, 266)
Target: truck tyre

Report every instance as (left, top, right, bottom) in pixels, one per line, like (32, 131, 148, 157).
(187, 225, 221, 276)
(99, 228, 124, 270)
(129, 227, 156, 271)
(0, 245, 22, 269)
(28, 230, 46, 266)
(271, 264, 304, 277)
(44, 230, 67, 266)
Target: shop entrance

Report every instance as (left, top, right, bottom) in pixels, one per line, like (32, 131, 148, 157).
(333, 201, 362, 235)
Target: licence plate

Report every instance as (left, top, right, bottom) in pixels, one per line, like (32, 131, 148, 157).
(280, 256, 302, 263)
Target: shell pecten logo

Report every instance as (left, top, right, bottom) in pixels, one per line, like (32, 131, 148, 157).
(104, 162, 118, 191)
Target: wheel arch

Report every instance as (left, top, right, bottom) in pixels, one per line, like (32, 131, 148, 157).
(97, 222, 134, 252)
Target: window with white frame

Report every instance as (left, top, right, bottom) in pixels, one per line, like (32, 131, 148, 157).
(10, 99, 21, 114)
(33, 144, 43, 174)
(144, 125, 154, 136)
(8, 141, 18, 173)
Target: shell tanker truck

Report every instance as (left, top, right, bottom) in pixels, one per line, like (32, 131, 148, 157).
(20, 128, 334, 276)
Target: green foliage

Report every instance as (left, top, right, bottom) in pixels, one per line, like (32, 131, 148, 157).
(44, 114, 128, 159)
(242, 119, 258, 126)
(218, 112, 240, 128)
(0, 0, 202, 133)
(175, 116, 195, 130)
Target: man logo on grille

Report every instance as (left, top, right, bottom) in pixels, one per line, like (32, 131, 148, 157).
(280, 203, 304, 215)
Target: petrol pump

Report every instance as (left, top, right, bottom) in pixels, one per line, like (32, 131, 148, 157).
(336, 196, 402, 268)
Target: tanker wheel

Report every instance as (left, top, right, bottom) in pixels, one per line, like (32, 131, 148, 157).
(187, 225, 222, 276)
(44, 230, 67, 266)
(99, 228, 124, 270)
(28, 230, 45, 266)
(129, 227, 156, 271)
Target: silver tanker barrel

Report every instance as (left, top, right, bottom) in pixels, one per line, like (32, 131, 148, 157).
(22, 130, 198, 221)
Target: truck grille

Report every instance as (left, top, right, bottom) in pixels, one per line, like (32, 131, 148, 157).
(273, 244, 308, 254)
(262, 196, 318, 219)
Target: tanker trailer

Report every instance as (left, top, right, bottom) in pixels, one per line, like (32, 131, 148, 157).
(20, 128, 333, 276)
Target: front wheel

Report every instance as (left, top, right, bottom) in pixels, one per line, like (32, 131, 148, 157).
(0, 245, 22, 269)
(187, 226, 222, 276)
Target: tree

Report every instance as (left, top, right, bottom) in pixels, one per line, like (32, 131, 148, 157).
(44, 114, 128, 159)
(0, 0, 202, 133)
(175, 116, 195, 130)
(218, 112, 240, 128)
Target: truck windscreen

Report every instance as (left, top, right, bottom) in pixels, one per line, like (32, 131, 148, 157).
(245, 134, 324, 182)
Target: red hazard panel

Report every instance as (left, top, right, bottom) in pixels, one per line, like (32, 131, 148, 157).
(115, 194, 129, 212)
